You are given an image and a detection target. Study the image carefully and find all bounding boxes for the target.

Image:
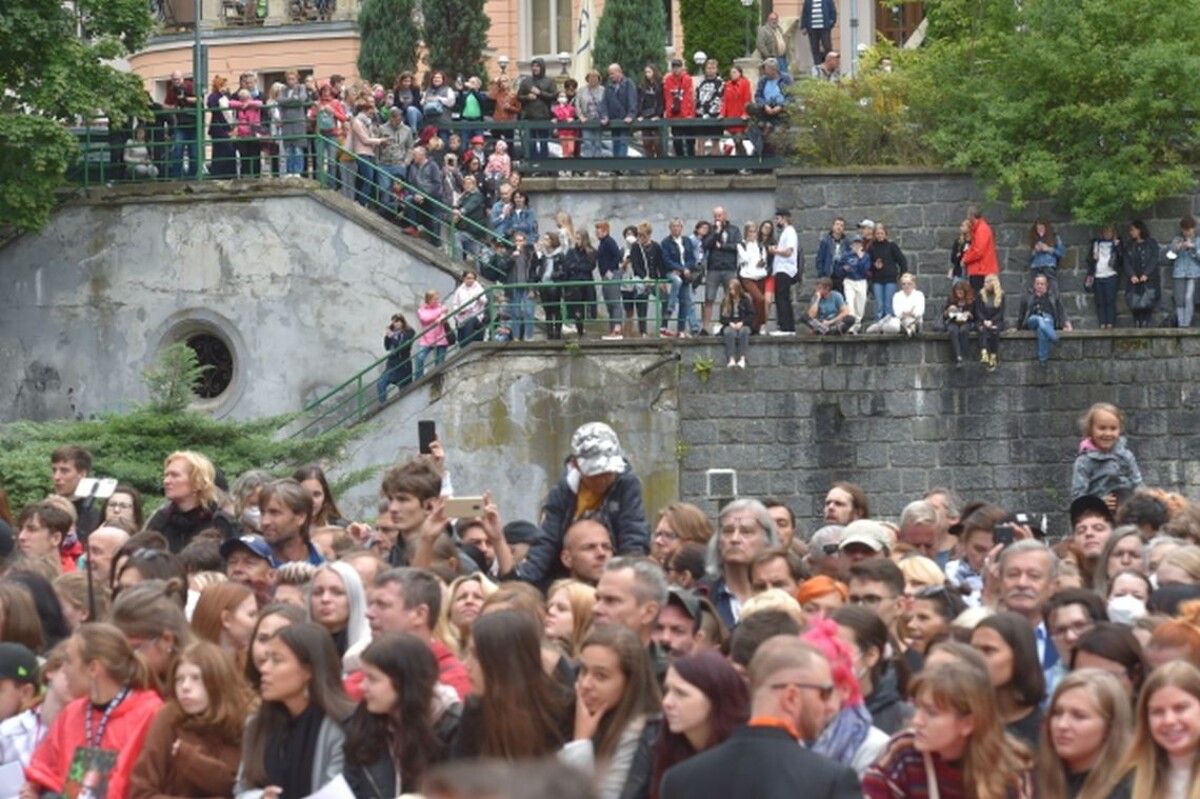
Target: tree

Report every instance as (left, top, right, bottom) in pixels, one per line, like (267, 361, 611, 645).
(0, 345, 368, 511)
(423, 0, 490, 80)
(679, 0, 759, 75)
(1, 0, 152, 233)
(908, 0, 1200, 223)
(593, 0, 668, 76)
(357, 0, 422, 85)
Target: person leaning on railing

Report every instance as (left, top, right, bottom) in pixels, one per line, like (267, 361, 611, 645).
(448, 271, 489, 346)
(377, 108, 415, 213)
(562, 230, 600, 337)
(452, 175, 488, 259)
(309, 84, 348, 188)
(279, 70, 309, 176)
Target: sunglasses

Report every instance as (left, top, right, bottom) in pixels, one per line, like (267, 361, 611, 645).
(769, 681, 835, 702)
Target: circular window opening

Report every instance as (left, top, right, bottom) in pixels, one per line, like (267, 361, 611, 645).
(186, 333, 234, 399)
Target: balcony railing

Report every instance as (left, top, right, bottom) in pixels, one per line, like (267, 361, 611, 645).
(153, 0, 358, 29)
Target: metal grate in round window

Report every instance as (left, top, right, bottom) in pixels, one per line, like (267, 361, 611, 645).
(186, 333, 235, 399)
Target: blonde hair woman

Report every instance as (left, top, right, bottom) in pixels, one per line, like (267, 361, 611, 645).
(544, 579, 597, 659)
(864, 660, 1035, 798)
(977, 272, 1005, 370)
(1036, 669, 1133, 799)
(440, 573, 498, 655)
(146, 451, 237, 551)
(1120, 660, 1200, 799)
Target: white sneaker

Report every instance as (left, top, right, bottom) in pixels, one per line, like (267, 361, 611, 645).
(737, 357, 746, 368)
(769, 330, 796, 336)
(602, 334, 623, 340)
(727, 359, 737, 368)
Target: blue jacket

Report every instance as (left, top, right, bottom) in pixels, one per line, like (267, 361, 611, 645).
(754, 72, 794, 107)
(514, 459, 649, 588)
(1030, 234, 1064, 270)
(836, 248, 871, 281)
(801, 0, 837, 29)
(603, 78, 638, 121)
(815, 231, 850, 278)
(1169, 235, 1200, 279)
(660, 235, 697, 273)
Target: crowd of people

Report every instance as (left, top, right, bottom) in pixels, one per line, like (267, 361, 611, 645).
(1, 399, 1199, 798)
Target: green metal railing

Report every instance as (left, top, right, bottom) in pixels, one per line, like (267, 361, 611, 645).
(290, 278, 672, 437)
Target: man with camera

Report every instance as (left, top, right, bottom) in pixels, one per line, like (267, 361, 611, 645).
(662, 58, 696, 158)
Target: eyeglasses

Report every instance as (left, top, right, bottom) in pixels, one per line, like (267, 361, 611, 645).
(106, 501, 133, 510)
(915, 585, 951, 600)
(849, 593, 894, 607)
(1052, 621, 1094, 641)
(654, 529, 679, 542)
(769, 681, 835, 702)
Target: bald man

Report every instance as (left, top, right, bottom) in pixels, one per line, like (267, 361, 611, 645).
(86, 526, 130, 580)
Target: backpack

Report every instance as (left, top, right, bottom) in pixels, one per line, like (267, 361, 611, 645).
(317, 104, 336, 132)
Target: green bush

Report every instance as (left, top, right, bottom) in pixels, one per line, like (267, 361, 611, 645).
(679, 0, 759, 72)
(0, 346, 367, 512)
(423, 0, 490, 80)
(357, 0, 421, 84)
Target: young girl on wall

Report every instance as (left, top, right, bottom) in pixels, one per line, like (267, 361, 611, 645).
(1071, 403, 1143, 505)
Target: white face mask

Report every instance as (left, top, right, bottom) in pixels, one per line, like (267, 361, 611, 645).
(241, 506, 262, 530)
(625, 235, 637, 245)
(1107, 594, 1147, 625)
(557, 96, 567, 104)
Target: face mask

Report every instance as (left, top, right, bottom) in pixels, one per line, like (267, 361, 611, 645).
(557, 96, 567, 104)
(241, 506, 262, 530)
(1107, 594, 1147, 625)
(625, 235, 637, 245)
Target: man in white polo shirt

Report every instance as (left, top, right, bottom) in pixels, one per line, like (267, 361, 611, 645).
(770, 208, 799, 334)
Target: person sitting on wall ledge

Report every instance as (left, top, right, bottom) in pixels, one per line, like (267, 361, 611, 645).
(1018, 273, 1072, 363)
(805, 277, 855, 335)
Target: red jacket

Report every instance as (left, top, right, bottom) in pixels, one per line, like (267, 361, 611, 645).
(721, 77, 753, 133)
(59, 539, 83, 573)
(962, 217, 999, 277)
(27, 690, 163, 799)
(662, 72, 695, 119)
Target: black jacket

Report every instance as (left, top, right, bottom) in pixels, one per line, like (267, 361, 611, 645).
(630, 240, 666, 281)
(617, 715, 662, 799)
(868, 239, 907, 284)
(146, 502, 237, 552)
(703, 223, 742, 272)
(1122, 237, 1162, 290)
(343, 706, 461, 799)
(514, 459, 650, 588)
(563, 247, 598, 282)
(973, 295, 1006, 331)
(1018, 289, 1068, 330)
(865, 666, 912, 735)
(660, 725, 860, 799)
(720, 295, 755, 328)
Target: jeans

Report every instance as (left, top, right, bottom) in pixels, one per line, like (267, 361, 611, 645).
(1175, 276, 1197, 327)
(1094, 275, 1119, 327)
(582, 127, 604, 158)
(170, 127, 198, 178)
(1025, 313, 1059, 362)
(665, 272, 694, 332)
(979, 323, 1001, 356)
(774, 272, 797, 332)
(723, 325, 750, 359)
(947, 322, 972, 362)
(507, 287, 536, 340)
(354, 156, 377, 206)
(600, 275, 623, 327)
(529, 126, 550, 159)
(284, 143, 306, 175)
(316, 135, 338, 187)
(403, 106, 423, 133)
(414, 345, 446, 378)
(377, 164, 405, 211)
(872, 281, 897, 323)
(611, 128, 630, 158)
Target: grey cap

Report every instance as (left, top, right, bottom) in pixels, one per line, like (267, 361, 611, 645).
(570, 422, 625, 477)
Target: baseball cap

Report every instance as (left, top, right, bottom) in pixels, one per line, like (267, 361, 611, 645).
(470, 135, 485, 144)
(0, 643, 39, 685)
(503, 520, 543, 546)
(859, 218, 875, 229)
(851, 233, 864, 242)
(1070, 495, 1114, 528)
(838, 519, 891, 553)
(666, 587, 702, 623)
(220, 534, 273, 563)
(570, 422, 625, 477)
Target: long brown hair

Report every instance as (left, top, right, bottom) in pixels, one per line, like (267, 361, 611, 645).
(720, 278, 745, 317)
(471, 610, 572, 759)
(949, 280, 975, 306)
(579, 625, 662, 762)
(1029, 219, 1056, 247)
(292, 466, 345, 528)
(909, 661, 1033, 799)
(1122, 660, 1200, 799)
(191, 582, 253, 648)
(240, 623, 355, 789)
(0, 582, 44, 652)
(169, 641, 252, 740)
(1035, 669, 1131, 799)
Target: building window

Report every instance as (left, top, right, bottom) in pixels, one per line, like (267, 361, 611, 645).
(527, 0, 572, 57)
(185, 333, 235, 399)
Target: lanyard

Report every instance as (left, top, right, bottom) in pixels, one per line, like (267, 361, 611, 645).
(85, 686, 131, 749)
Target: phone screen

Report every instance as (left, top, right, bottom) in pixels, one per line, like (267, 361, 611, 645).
(418, 420, 437, 454)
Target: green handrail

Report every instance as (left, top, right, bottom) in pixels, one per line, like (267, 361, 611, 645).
(289, 278, 672, 437)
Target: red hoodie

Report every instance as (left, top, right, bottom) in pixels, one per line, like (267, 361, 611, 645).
(344, 639, 471, 702)
(962, 216, 999, 277)
(27, 690, 163, 799)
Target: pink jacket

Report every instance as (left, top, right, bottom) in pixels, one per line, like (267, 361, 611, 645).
(417, 303, 450, 347)
(228, 98, 263, 139)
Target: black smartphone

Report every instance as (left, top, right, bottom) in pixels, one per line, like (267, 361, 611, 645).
(993, 525, 1015, 548)
(418, 420, 437, 454)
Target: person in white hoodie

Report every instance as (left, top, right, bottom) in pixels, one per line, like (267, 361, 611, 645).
(866, 272, 925, 335)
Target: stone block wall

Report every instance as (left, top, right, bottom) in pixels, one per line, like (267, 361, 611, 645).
(675, 333, 1200, 537)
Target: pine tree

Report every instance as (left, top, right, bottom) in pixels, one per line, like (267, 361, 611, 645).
(357, 0, 421, 85)
(423, 0, 490, 80)
(593, 0, 668, 76)
(680, 0, 759, 72)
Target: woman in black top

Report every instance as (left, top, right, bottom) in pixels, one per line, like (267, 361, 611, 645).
(1123, 219, 1161, 328)
(344, 633, 459, 799)
(637, 66, 664, 158)
(236, 623, 355, 799)
(970, 612, 1045, 748)
(563, 231, 599, 337)
(624, 222, 665, 337)
(943, 280, 976, 368)
(720, 279, 754, 369)
(868, 223, 907, 324)
(973, 273, 1006, 371)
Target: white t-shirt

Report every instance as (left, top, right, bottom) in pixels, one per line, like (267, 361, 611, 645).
(775, 225, 799, 278)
